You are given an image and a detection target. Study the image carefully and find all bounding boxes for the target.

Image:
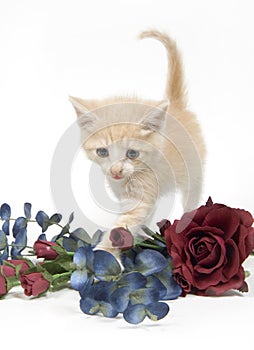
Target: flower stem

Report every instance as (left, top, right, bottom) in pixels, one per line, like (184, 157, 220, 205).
(52, 271, 72, 280)
(136, 241, 162, 250)
(9, 218, 64, 229)
(8, 244, 34, 250)
(152, 233, 166, 244)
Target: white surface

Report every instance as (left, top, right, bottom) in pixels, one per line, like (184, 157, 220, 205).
(0, 0, 254, 348)
(1, 256, 254, 350)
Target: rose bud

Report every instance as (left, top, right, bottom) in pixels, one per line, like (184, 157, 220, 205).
(0, 266, 16, 297)
(8, 260, 30, 274)
(165, 197, 254, 296)
(0, 265, 16, 297)
(157, 219, 171, 236)
(20, 272, 50, 297)
(34, 240, 58, 260)
(110, 227, 134, 250)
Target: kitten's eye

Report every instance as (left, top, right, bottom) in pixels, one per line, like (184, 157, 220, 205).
(96, 148, 109, 158)
(126, 149, 139, 159)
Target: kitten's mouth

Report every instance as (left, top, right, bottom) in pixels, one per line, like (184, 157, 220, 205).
(112, 174, 123, 180)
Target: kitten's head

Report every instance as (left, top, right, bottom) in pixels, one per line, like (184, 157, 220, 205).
(70, 96, 168, 181)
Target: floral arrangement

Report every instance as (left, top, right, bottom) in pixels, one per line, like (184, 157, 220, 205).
(0, 198, 254, 325)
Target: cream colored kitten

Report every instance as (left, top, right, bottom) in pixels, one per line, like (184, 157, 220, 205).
(70, 30, 206, 255)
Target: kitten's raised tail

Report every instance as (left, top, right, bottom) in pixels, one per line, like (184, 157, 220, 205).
(139, 30, 187, 110)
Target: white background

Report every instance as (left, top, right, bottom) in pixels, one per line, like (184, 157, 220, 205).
(0, 0, 254, 349)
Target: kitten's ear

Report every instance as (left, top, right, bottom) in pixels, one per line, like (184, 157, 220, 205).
(140, 100, 169, 132)
(69, 96, 99, 131)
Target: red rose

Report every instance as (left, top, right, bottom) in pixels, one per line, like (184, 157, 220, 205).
(0, 266, 16, 297)
(20, 272, 50, 297)
(34, 240, 58, 260)
(109, 227, 134, 250)
(164, 197, 254, 296)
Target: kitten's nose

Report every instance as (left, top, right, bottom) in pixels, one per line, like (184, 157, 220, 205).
(110, 163, 123, 179)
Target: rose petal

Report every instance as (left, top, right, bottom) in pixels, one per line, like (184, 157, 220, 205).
(1, 266, 16, 278)
(192, 268, 224, 290)
(164, 220, 184, 254)
(203, 207, 240, 239)
(173, 267, 192, 295)
(233, 225, 254, 263)
(32, 278, 50, 297)
(235, 208, 254, 226)
(186, 226, 224, 239)
(222, 240, 240, 280)
(195, 241, 225, 274)
(0, 275, 7, 296)
(175, 215, 199, 234)
(205, 267, 245, 295)
(188, 236, 215, 261)
(192, 205, 213, 224)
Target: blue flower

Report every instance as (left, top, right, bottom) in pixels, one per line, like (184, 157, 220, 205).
(123, 302, 170, 324)
(70, 246, 94, 291)
(35, 211, 62, 233)
(11, 217, 28, 259)
(93, 250, 122, 281)
(154, 268, 182, 300)
(80, 298, 118, 318)
(79, 278, 118, 318)
(71, 247, 122, 291)
(123, 248, 169, 276)
(0, 203, 11, 221)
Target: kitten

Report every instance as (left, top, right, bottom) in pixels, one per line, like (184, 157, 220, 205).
(69, 30, 206, 255)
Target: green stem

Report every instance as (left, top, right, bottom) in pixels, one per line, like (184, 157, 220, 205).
(66, 252, 74, 257)
(136, 241, 162, 250)
(52, 271, 72, 280)
(152, 233, 166, 244)
(12, 281, 21, 287)
(9, 218, 64, 229)
(8, 244, 34, 250)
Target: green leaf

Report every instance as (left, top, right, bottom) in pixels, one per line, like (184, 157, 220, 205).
(51, 243, 67, 255)
(70, 228, 91, 243)
(141, 226, 156, 237)
(41, 269, 53, 284)
(3, 261, 16, 268)
(42, 255, 73, 275)
(15, 263, 23, 276)
(55, 255, 73, 271)
(6, 276, 20, 291)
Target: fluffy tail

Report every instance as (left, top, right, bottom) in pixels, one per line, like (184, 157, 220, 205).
(139, 30, 187, 110)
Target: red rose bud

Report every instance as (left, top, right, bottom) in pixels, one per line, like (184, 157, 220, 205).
(0, 266, 16, 297)
(157, 219, 171, 236)
(34, 240, 58, 260)
(165, 198, 254, 296)
(110, 227, 134, 250)
(8, 260, 30, 274)
(20, 272, 50, 297)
